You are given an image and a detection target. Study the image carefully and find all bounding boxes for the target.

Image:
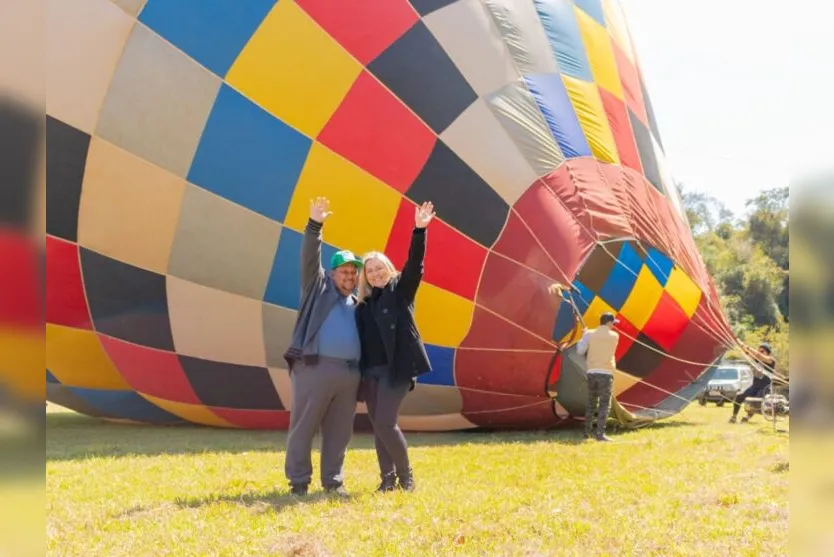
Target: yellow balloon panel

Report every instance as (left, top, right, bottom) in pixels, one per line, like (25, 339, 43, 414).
(562, 75, 619, 164)
(583, 295, 617, 329)
(0, 327, 44, 401)
(665, 266, 703, 318)
(601, 0, 636, 63)
(283, 143, 401, 257)
(226, 0, 362, 138)
(414, 283, 475, 348)
(575, 6, 624, 100)
(141, 394, 236, 427)
(558, 321, 584, 345)
(619, 267, 664, 329)
(46, 325, 130, 390)
(613, 368, 642, 396)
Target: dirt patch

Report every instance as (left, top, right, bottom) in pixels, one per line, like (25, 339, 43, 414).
(268, 534, 331, 557)
(771, 460, 789, 473)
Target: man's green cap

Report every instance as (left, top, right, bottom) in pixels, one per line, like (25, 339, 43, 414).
(330, 250, 362, 270)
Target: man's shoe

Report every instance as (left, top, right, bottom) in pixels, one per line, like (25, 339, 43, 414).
(728, 416, 737, 424)
(595, 434, 612, 442)
(377, 473, 397, 493)
(290, 483, 308, 496)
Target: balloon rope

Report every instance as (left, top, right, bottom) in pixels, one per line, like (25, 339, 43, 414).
(505, 208, 782, 410)
(608, 368, 700, 405)
(309, 0, 784, 396)
(468, 0, 738, 354)
(576, 236, 738, 350)
(455, 0, 788, 399)
(505, 210, 752, 404)
(561, 286, 791, 388)
(453, 370, 694, 413)
(466, 299, 561, 349)
(457, 397, 555, 415)
(615, 401, 681, 417)
(508, 204, 737, 358)
(474, 237, 787, 381)
(456, 346, 556, 354)
(451, 386, 551, 398)
(513, 191, 738, 354)
(559, 163, 741, 351)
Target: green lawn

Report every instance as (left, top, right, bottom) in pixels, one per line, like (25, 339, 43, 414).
(46, 403, 788, 556)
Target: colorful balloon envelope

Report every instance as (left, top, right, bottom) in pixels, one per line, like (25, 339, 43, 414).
(45, 0, 733, 430)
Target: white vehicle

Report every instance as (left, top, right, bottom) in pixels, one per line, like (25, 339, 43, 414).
(698, 364, 754, 406)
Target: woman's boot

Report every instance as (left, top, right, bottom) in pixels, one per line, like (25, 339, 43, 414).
(377, 472, 397, 492)
(397, 468, 415, 492)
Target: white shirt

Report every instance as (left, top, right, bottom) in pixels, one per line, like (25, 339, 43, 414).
(576, 330, 614, 376)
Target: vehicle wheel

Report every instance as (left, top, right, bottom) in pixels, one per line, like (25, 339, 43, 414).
(698, 398, 706, 406)
(716, 400, 725, 407)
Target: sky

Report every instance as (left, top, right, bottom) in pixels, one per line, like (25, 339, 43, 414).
(622, 0, 834, 217)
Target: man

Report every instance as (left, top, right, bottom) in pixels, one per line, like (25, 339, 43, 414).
(576, 312, 620, 441)
(283, 197, 363, 496)
(729, 342, 776, 423)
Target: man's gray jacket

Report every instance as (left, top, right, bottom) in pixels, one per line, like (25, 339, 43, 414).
(283, 218, 357, 368)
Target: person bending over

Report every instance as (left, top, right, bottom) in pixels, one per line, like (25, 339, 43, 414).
(729, 342, 776, 424)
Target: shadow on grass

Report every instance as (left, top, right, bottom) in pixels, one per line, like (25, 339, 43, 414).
(46, 408, 697, 462)
(1, 428, 45, 480)
(616, 418, 697, 432)
(175, 488, 357, 512)
(110, 489, 350, 519)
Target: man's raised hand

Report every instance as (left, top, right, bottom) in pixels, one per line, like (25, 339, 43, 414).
(310, 197, 332, 223)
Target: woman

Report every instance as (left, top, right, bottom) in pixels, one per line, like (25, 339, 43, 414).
(356, 201, 435, 492)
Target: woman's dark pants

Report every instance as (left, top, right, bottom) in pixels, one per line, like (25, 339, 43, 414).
(363, 368, 412, 479)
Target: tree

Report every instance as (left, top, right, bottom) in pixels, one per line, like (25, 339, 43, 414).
(679, 185, 736, 235)
(681, 185, 789, 375)
(745, 187, 789, 320)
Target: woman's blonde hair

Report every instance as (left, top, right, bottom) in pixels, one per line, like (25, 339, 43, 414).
(357, 251, 399, 301)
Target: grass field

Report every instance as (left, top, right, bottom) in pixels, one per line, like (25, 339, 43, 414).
(46, 403, 788, 556)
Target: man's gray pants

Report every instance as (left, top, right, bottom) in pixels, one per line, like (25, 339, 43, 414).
(285, 357, 361, 488)
(585, 372, 614, 436)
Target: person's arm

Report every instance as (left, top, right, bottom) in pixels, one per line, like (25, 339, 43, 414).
(576, 331, 590, 356)
(301, 197, 330, 291)
(742, 343, 776, 367)
(547, 283, 570, 301)
(760, 353, 776, 368)
(397, 202, 434, 304)
(355, 304, 367, 370)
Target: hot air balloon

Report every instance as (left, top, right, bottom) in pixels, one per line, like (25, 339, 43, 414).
(45, 0, 734, 430)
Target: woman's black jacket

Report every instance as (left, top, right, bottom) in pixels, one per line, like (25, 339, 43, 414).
(355, 227, 432, 386)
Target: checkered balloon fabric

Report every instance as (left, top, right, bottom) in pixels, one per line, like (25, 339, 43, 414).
(42, 0, 732, 430)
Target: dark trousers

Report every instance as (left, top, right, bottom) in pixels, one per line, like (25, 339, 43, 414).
(585, 372, 614, 435)
(732, 384, 766, 417)
(284, 358, 361, 487)
(363, 372, 412, 479)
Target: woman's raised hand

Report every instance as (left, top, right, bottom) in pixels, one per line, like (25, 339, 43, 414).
(415, 201, 435, 229)
(309, 197, 332, 223)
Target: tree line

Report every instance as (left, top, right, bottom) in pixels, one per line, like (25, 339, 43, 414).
(680, 185, 789, 374)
